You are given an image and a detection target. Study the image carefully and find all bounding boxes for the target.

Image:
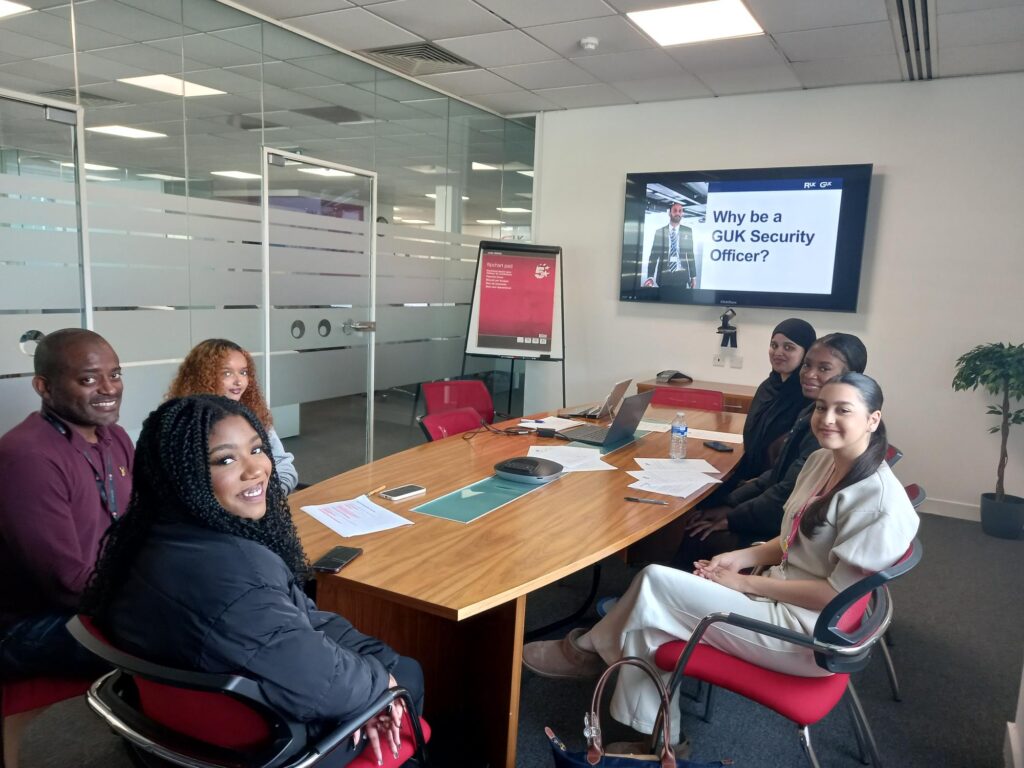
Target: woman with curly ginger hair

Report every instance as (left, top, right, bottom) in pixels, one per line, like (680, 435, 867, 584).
(168, 338, 298, 494)
(82, 395, 423, 766)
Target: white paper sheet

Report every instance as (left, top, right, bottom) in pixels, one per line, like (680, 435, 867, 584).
(301, 495, 413, 537)
(635, 458, 721, 474)
(527, 445, 616, 472)
(627, 475, 717, 498)
(637, 420, 671, 432)
(687, 428, 743, 444)
(519, 416, 585, 431)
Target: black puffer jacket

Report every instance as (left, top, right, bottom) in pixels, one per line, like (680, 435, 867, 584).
(725, 404, 820, 540)
(106, 522, 397, 724)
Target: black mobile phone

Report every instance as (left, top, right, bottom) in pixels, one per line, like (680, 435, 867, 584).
(703, 440, 734, 452)
(312, 546, 363, 573)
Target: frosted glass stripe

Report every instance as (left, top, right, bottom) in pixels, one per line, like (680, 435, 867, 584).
(0, 376, 48, 437)
(269, 224, 368, 252)
(0, 197, 77, 229)
(0, 264, 80, 310)
(188, 267, 262, 306)
(89, 232, 186, 267)
(116, 361, 180, 437)
(270, 274, 369, 306)
(375, 339, 464, 390)
(269, 346, 366, 407)
(0, 175, 77, 201)
(185, 308, 263, 352)
(186, 214, 261, 242)
(91, 264, 190, 307)
(185, 196, 261, 220)
(93, 309, 192, 364)
(269, 207, 369, 234)
(270, 308, 369, 352)
(189, 241, 262, 270)
(270, 248, 368, 276)
(0, 312, 80, 376)
(88, 204, 189, 237)
(374, 305, 468, 343)
(90, 185, 189, 213)
(0, 229, 78, 264)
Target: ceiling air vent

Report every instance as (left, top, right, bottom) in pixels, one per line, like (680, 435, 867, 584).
(891, 0, 934, 80)
(40, 89, 125, 107)
(359, 42, 476, 76)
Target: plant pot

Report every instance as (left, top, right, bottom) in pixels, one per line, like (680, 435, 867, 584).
(980, 492, 1024, 539)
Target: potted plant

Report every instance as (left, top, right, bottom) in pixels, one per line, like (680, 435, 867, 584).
(952, 342, 1024, 539)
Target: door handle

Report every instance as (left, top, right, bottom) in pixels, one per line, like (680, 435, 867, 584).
(342, 319, 376, 335)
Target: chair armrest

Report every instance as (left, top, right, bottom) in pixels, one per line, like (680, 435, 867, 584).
(311, 687, 425, 763)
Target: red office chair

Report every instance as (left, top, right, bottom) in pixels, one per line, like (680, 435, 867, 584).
(884, 444, 903, 467)
(67, 617, 429, 768)
(654, 539, 922, 768)
(421, 379, 495, 424)
(1, 677, 91, 768)
(419, 407, 484, 441)
(651, 387, 724, 412)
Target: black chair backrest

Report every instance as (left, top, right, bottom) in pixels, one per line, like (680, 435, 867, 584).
(812, 538, 923, 673)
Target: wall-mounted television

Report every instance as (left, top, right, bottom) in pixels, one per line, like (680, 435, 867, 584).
(619, 164, 872, 312)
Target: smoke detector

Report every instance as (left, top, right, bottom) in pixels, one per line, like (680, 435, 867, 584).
(579, 36, 599, 51)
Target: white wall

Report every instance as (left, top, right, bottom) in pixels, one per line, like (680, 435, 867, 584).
(530, 72, 1024, 520)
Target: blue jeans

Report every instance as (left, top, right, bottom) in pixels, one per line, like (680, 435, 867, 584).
(0, 613, 109, 681)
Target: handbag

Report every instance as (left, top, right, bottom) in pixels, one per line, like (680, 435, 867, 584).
(545, 656, 731, 767)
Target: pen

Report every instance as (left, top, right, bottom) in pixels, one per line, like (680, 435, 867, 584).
(624, 496, 668, 505)
(368, 484, 386, 496)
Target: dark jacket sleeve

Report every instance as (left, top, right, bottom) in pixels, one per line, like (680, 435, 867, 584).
(304, 594, 399, 672)
(726, 428, 820, 539)
(199, 563, 394, 723)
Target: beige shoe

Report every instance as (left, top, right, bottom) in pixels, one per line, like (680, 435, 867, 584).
(522, 628, 604, 679)
(603, 739, 692, 760)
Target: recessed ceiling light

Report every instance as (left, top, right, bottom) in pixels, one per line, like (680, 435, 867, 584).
(60, 162, 118, 171)
(86, 175, 119, 182)
(138, 173, 186, 181)
(0, 1, 31, 20)
(86, 125, 167, 139)
(117, 75, 225, 97)
(476, 219, 504, 225)
(472, 162, 497, 171)
(211, 170, 261, 180)
(401, 219, 430, 224)
(497, 207, 531, 213)
(628, 0, 763, 47)
(518, 170, 534, 178)
(297, 167, 355, 177)
(425, 193, 470, 200)
(407, 164, 452, 175)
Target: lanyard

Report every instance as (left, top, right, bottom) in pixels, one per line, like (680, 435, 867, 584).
(41, 411, 120, 520)
(780, 466, 835, 565)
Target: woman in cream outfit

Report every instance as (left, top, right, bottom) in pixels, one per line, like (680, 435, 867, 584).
(523, 372, 919, 744)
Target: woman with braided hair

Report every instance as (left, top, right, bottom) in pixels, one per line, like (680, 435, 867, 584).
(82, 395, 422, 766)
(167, 338, 298, 494)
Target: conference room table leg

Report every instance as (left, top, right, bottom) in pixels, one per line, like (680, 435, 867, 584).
(317, 577, 526, 768)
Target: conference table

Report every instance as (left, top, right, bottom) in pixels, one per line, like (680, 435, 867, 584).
(291, 405, 745, 768)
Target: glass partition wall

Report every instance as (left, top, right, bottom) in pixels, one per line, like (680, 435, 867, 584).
(0, 0, 534, 480)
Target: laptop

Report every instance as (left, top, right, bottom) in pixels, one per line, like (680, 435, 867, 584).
(560, 389, 653, 447)
(561, 378, 633, 419)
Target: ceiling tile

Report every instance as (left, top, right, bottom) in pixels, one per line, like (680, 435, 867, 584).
(490, 59, 597, 89)
(610, 73, 712, 102)
(667, 35, 786, 73)
(470, 89, 561, 114)
(938, 5, 1024, 48)
(285, 7, 421, 50)
(700, 63, 801, 95)
(525, 15, 654, 57)
(742, 0, 889, 34)
(791, 54, 902, 88)
(419, 68, 519, 95)
(366, 0, 511, 40)
(229, 0, 353, 19)
(437, 29, 559, 67)
(88, 43, 189, 74)
(0, 28, 71, 59)
(938, 40, 1024, 76)
(571, 48, 684, 81)
(48, 1, 187, 42)
(938, 0, 1024, 13)
(2, 10, 130, 50)
(474, 0, 616, 27)
(178, 33, 265, 69)
(774, 21, 897, 61)
(534, 82, 632, 108)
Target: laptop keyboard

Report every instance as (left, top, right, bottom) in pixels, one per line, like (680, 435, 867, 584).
(562, 424, 609, 442)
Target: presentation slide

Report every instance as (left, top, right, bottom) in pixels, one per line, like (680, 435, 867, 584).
(696, 178, 843, 293)
(466, 243, 563, 360)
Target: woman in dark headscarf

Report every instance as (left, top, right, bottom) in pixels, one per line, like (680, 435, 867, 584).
(733, 318, 817, 482)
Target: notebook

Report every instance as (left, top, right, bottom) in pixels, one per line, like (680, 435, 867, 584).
(560, 389, 653, 447)
(560, 378, 632, 419)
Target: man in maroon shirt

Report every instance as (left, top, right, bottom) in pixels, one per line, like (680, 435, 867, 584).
(0, 328, 133, 679)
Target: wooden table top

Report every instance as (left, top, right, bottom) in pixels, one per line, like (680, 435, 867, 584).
(291, 405, 745, 622)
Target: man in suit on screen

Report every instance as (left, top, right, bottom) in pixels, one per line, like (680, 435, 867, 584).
(644, 201, 696, 289)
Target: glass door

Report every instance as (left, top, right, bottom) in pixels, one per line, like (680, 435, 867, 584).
(0, 88, 87, 435)
(261, 148, 377, 483)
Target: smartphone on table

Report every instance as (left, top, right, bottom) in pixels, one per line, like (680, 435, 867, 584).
(312, 546, 363, 573)
(379, 484, 426, 501)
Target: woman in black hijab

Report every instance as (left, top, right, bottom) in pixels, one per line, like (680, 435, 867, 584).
(733, 317, 817, 482)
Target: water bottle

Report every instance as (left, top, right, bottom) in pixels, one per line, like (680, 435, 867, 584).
(669, 411, 688, 459)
